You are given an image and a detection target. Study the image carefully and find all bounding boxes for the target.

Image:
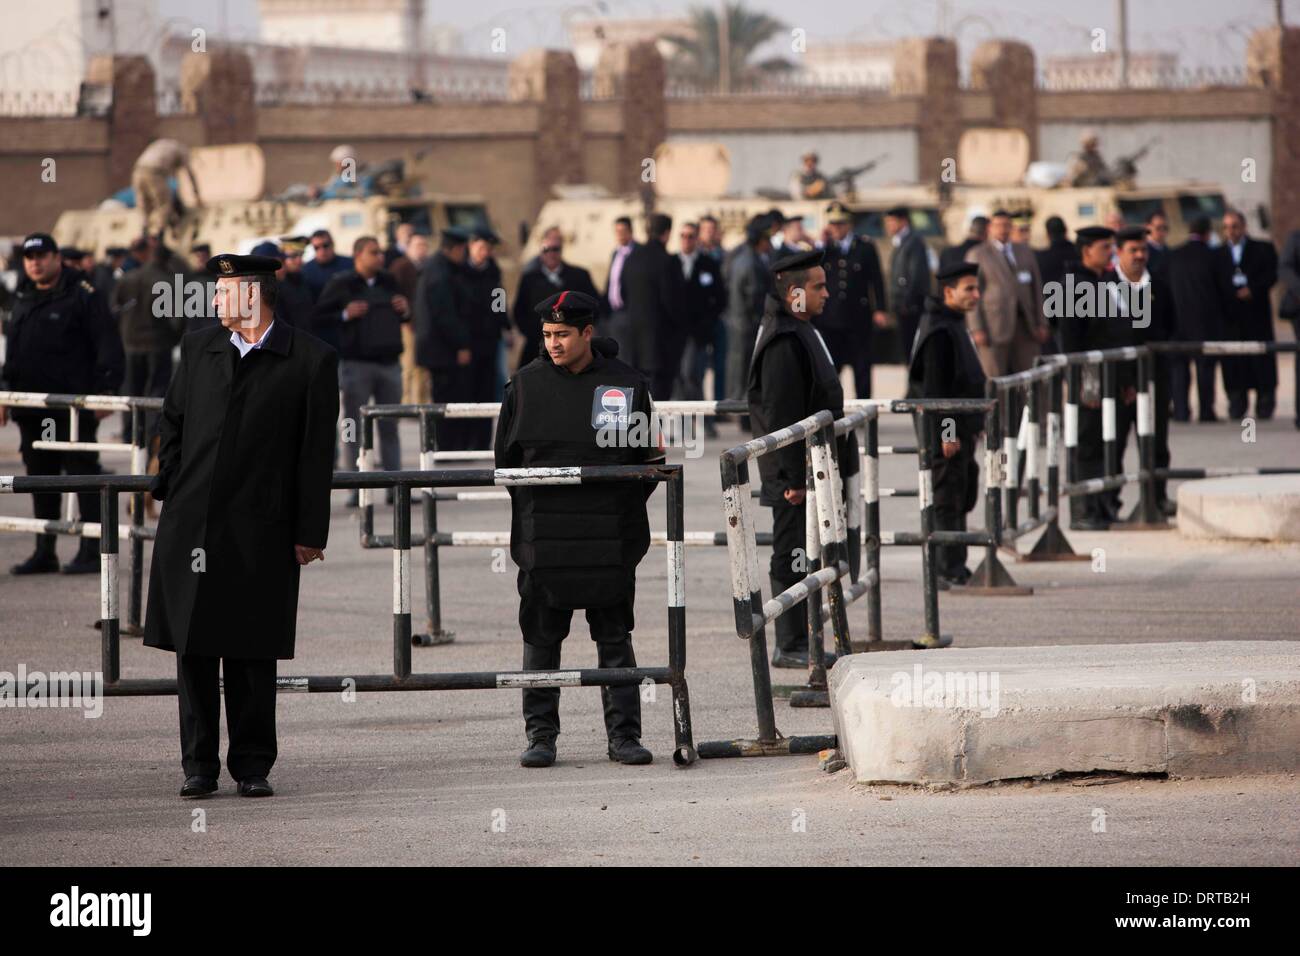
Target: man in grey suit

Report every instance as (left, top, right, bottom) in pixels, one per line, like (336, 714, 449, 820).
(724, 216, 773, 402)
(964, 209, 1050, 376)
(880, 206, 931, 362)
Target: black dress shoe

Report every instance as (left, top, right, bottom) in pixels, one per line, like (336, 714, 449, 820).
(520, 738, 556, 768)
(236, 776, 274, 797)
(770, 648, 838, 669)
(180, 775, 218, 798)
(60, 541, 99, 575)
(608, 738, 653, 765)
(1069, 517, 1111, 531)
(11, 550, 60, 575)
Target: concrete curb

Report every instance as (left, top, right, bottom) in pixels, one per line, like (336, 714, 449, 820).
(1177, 475, 1300, 542)
(828, 641, 1300, 785)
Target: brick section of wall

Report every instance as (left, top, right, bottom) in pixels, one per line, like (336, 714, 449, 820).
(969, 40, 1038, 159)
(1249, 26, 1300, 235)
(892, 37, 961, 186)
(667, 94, 921, 131)
(1037, 87, 1273, 122)
(597, 41, 665, 196)
(510, 49, 583, 196)
(181, 49, 255, 146)
(86, 55, 157, 191)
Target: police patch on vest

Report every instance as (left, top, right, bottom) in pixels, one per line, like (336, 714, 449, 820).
(592, 385, 633, 428)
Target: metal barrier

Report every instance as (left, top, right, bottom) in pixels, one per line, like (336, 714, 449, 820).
(0, 464, 699, 767)
(0, 390, 163, 635)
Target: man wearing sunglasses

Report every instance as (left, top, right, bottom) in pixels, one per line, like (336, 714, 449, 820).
(302, 230, 353, 304)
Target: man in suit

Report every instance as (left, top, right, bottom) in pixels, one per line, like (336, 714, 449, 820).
(675, 221, 727, 417)
(1035, 216, 1075, 349)
(1278, 227, 1300, 430)
(1145, 211, 1171, 281)
(1167, 217, 1225, 422)
(724, 217, 773, 403)
(940, 216, 988, 271)
(415, 228, 474, 450)
(815, 201, 886, 399)
(146, 253, 338, 798)
(1215, 210, 1278, 420)
(617, 213, 683, 396)
(965, 209, 1050, 376)
(880, 205, 931, 363)
(513, 234, 599, 368)
(603, 216, 639, 365)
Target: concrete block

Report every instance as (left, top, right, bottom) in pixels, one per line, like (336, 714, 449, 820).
(828, 641, 1300, 785)
(1177, 475, 1300, 542)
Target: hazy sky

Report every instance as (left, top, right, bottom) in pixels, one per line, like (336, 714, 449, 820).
(158, 0, 1290, 68)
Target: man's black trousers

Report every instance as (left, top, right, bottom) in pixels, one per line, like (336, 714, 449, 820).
(176, 654, 277, 781)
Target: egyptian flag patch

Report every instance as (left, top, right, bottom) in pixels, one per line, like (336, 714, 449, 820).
(592, 385, 633, 428)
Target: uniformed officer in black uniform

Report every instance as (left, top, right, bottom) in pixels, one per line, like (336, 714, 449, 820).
(908, 261, 987, 587)
(815, 201, 886, 398)
(0, 233, 124, 575)
(494, 291, 662, 768)
(1060, 226, 1137, 529)
(146, 253, 338, 798)
(747, 248, 858, 668)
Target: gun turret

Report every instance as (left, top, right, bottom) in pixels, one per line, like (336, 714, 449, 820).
(825, 153, 890, 198)
(1108, 137, 1159, 187)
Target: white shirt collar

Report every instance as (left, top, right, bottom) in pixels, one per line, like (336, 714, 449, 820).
(891, 226, 910, 248)
(230, 320, 275, 359)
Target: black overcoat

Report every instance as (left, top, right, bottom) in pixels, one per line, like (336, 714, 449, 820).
(144, 321, 339, 659)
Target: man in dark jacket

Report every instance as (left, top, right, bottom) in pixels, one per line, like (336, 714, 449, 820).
(1060, 226, 1138, 529)
(146, 253, 338, 798)
(908, 262, 986, 587)
(816, 201, 886, 399)
(940, 216, 988, 271)
(112, 236, 189, 442)
(0, 233, 124, 575)
(512, 235, 599, 368)
(1278, 227, 1300, 430)
(495, 290, 661, 769)
(1167, 217, 1225, 422)
(882, 205, 932, 363)
(271, 237, 316, 331)
(675, 220, 727, 410)
(316, 236, 409, 503)
(1215, 210, 1278, 420)
(1035, 216, 1075, 345)
(461, 228, 509, 448)
(618, 213, 683, 395)
(415, 228, 472, 450)
(301, 229, 353, 301)
(747, 248, 858, 667)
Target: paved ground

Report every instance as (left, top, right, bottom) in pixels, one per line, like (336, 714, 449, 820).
(1, 361, 1297, 865)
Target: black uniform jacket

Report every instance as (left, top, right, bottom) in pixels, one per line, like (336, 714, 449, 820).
(908, 295, 988, 448)
(461, 257, 510, 357)
(494, 337, 662, 609)
(1060, 265, 1140, 391)
(2, 267, 124, 399)
(815, 234, 885, 334)
(144, 321, 339, 659)
(315, 269, 407, 363)
(414, 252, 470, 372)
(747, 294, 859, 506)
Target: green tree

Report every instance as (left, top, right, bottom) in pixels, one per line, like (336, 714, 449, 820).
(664, 3, 794, 91)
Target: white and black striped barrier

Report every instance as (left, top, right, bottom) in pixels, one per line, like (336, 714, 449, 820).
(0, 390, 165, 636)
(0, 464, 699, 768)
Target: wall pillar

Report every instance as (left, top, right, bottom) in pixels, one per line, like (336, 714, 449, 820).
(85, 55, 156, 189)
(969, 40, 1038, 160)
(595, 41, 666, 200)
(1247, 26, 1300, 235)
(181, 48, 255, 146)
(509, 49, 583, 196)
(892, 37, 961, 188)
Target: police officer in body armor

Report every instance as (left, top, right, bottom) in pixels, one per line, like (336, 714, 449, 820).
(908, 262, 987, 590)
(747, 248, 858, 668)
(494, 291, 662, 769)
(0, 233, 125, 575)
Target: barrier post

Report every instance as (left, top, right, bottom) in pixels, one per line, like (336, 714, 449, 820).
(968, 385, 1033, 593)
(414, 409, 453, 645)
(1025, 381, 1041, 522)
(810, 422, 853, 659)
(393, 483, 412, 679)
(665, 465, 697, 765)
(359, 414, 375, 539)
(914, 411, 946, 647)
(126, 404, 146, 636)
(1102, 358, 1119, 488)
(862, 415, 883, 643)
(1026, 365, 1084, 559)
(801, 445, 828, 689)
(1130, 349, 1168, 528)
(100, 488, 120, 684)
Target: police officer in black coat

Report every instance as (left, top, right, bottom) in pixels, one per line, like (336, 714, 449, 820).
(0, 233, 124, 575)
(494, 291, 662, 769)
(461, 228, 509, 448)
(747, 248, 858, 668)
(815, 202, 886, 398)
(146, 253, 338, 798)
(1060, 226, 1139, 529)
(908, 262, 987, 587)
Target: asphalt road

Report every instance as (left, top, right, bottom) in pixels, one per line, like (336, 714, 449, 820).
(1, 363, 1297, 865)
